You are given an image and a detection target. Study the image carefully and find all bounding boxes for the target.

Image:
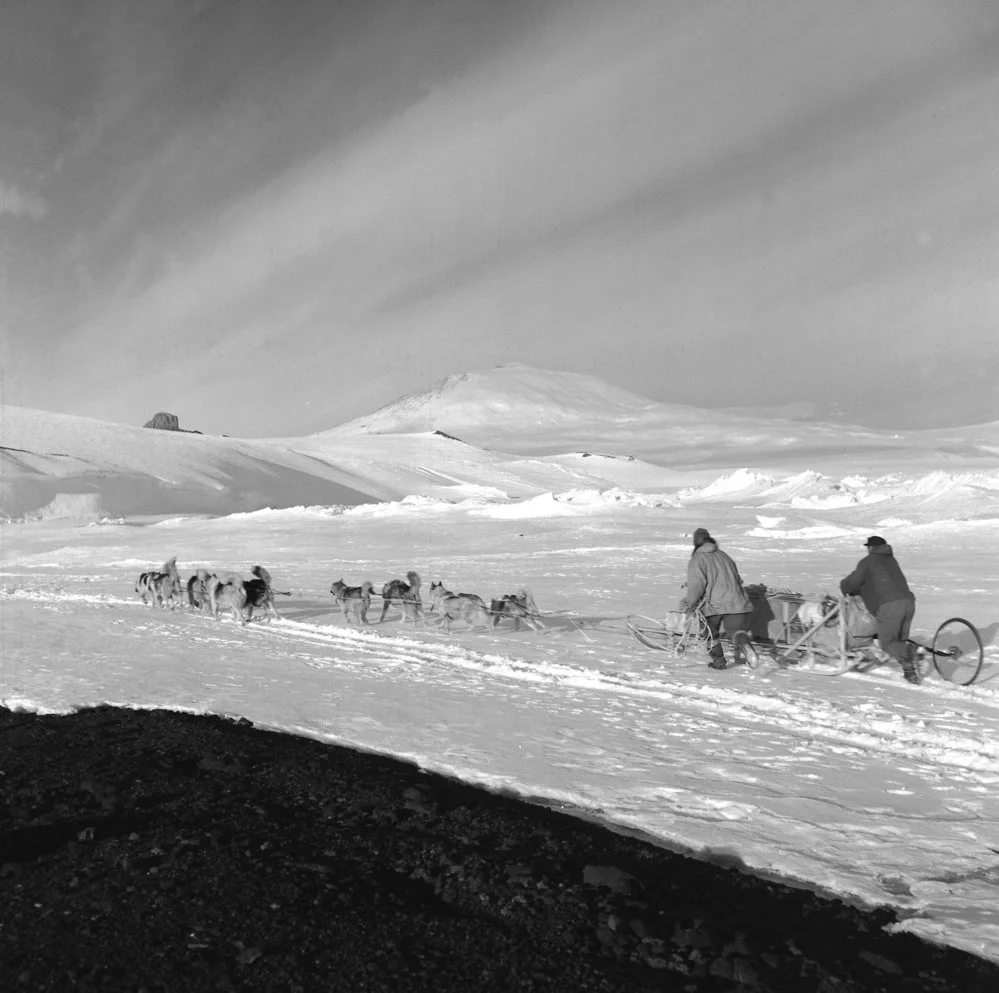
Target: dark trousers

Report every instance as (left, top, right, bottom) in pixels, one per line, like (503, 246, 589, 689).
(876, 598, 916, 664)
(704, 613, 749, 663)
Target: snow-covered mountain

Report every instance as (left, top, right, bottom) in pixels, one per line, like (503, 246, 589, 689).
(323, 364, 999, 469)
(325, 364, 856, 458)
(3, 364, 998, 520)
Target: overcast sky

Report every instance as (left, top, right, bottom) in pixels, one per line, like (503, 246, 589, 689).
(2, 0, 998, 436)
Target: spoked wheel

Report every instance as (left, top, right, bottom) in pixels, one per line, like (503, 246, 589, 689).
(930, 617, 984, 686)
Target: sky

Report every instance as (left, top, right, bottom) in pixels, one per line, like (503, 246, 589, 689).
(2, 0, 999, 436)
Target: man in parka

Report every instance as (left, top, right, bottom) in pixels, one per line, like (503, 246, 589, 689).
(686, 528, 753, 670)
(840, 535, 919, 684)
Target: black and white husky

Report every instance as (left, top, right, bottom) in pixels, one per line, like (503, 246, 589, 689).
(428, 581, 491, 633)
(209, 566, 283, 624)
(490, 588, 542, 632)
(330, 579, 374, 625)
(243, 565, 282, 623)
(378, 571, 422, 624)
(135, 557, 182, 610)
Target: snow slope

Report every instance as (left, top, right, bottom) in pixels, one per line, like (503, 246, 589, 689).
(0, 405, 685, 520)
(0, 406, 388, 519)
(5, 365, 999, 521)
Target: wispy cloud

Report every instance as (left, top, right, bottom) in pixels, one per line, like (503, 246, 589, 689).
(7, 0, 999, 433)
(0, 177, 46, 219)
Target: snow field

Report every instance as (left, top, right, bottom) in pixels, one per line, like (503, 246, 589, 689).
(3, 499, 999, 961)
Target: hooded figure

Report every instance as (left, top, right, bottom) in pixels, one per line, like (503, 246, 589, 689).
(686, 530, 753, 670)
(840, 536, 918, 684)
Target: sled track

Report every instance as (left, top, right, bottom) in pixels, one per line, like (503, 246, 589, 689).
(5, 586, 999, 783)
(199, 617, 999, 780)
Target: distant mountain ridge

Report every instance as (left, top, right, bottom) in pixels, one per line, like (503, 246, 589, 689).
(320, 363, 999, 464)
(3, 365, 996, 520)
(326, 365, 659, 436)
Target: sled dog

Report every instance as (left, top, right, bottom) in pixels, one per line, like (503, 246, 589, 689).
(379, 570, 422, 624)
(330, 579, 374, 625)
(186, 568, 215, 611)
(242, 565, 281, 623)
(428, 581, 492, 633)
(211, 573, 248, 624)
(135, 557, 182, 610)
(205, 574, 225, 612)
(490, 587, 542, 632)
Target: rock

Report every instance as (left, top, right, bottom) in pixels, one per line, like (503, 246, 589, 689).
(506, 863, 534, 880)
(582, 864, 638, 895)
(672, 924, 717, 951)
(143, 412, 180, 431)
(710, 956, 735, 979)
(858, 950, 903, 974)
(402, 786, 438, 815)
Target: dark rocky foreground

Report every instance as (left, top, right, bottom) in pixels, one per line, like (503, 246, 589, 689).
(1, 707, 996, 993)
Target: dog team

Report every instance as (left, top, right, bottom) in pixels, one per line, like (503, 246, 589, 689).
(135, 559, 541, 632)
(135, 558, 285, 626)
(328, 572, 541, 632)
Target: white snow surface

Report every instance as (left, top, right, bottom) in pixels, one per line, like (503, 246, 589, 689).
(3, 367, 999, 962)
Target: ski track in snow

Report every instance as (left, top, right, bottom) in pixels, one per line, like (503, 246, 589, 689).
(5, 580, 999, 766)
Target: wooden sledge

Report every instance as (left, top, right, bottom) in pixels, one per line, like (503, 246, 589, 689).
(628, 594, 873, 676)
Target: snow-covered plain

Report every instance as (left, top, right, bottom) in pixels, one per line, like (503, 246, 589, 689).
(2, 367, 999, 962)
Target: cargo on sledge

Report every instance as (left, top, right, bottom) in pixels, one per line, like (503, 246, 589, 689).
(627, 584, 985, 683)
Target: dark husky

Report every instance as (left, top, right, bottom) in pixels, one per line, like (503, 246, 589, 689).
(330, 579, 374, 625)
(428, 581, 491, 633)
(186, 568, 216, 611)
(135, 556, 182, 610)
(490, 587, 543, 632)
(242, 565, 283, 623)
(378, 570, 422, 624)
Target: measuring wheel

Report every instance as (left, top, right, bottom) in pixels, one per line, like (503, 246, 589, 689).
(930, 617, 984, 686)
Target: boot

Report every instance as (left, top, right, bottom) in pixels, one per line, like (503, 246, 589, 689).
(707, 637, 727, 670)
(731, 632, 753, 666)
(901, 661, 920, 685)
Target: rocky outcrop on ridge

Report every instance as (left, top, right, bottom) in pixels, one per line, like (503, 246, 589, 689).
(142, 412, 202, 433)
(143, 412, 182, 431)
